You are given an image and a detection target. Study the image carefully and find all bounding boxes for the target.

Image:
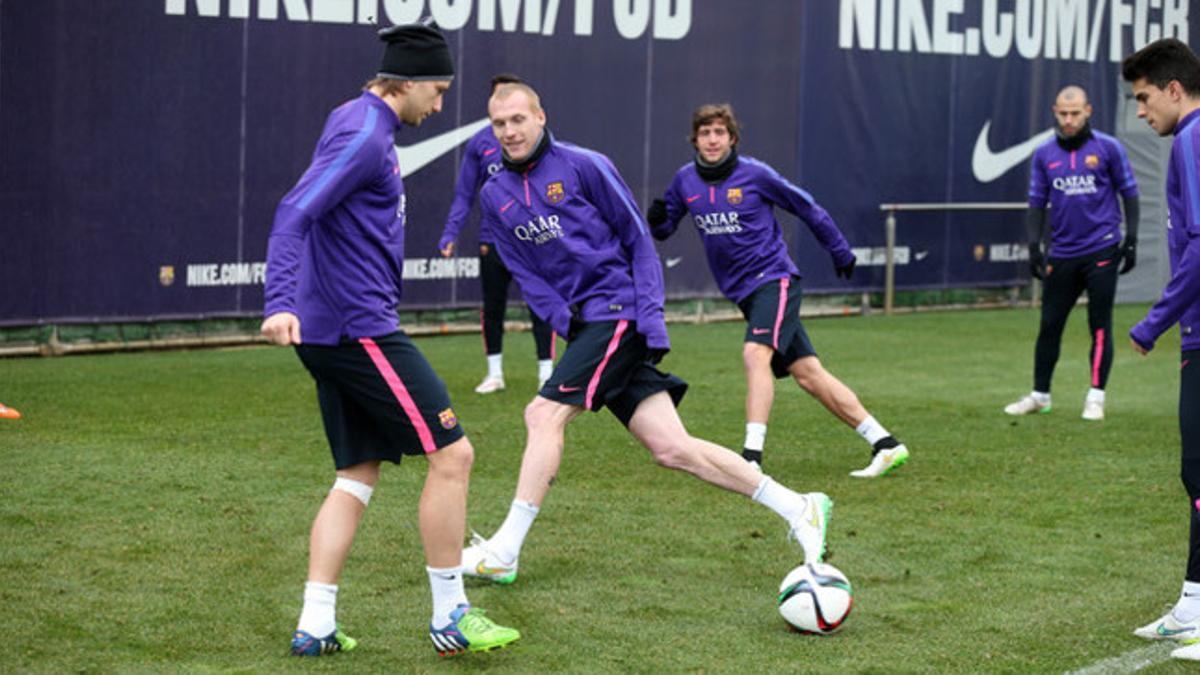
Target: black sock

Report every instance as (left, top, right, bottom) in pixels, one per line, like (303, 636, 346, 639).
(871, 436, 900, 456)
(742, 448, 763, 464)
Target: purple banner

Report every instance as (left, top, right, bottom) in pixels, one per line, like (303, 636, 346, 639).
(1, 1, 1194, 325)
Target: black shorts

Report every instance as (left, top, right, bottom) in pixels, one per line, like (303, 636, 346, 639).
(295, 332, 465, 470)
(539, 319, 688, 426)
(737, 276, 817, 379)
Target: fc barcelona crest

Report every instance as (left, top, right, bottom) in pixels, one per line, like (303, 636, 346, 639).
(438, 408, 458, 430)
(546, 181, 566, 204)
(726, 187, 743, 205)
(1085, 154, 1100, 168)
(159, 265, 175, 287)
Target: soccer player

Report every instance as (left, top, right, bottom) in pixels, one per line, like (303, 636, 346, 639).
(261, 21, 519, 658)
(1121, 38, 1200, 663)
(438, 74, 556, 394)
(646, 104, 909, 478)
(1003, 85, 1140, 421)
(0, 402, 19, 420)
(458, 82, 832, 586)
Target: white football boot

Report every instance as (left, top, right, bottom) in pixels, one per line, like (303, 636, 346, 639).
(850, 444, 910, 478)
(474, 376, 506, 394)
(1133, 610, 1200, 642)
(1081, 399, 1105, 421)
(1004, 394, 1050, 416)
(787, 492, 832, 564)
(460, 533, 518, 584)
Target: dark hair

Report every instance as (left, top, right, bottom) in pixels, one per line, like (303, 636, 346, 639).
(1121, 38, 1200, 96)
(490, 73, 523, 93)
(689, 103, 740, 146)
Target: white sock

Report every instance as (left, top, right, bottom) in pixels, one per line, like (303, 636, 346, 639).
(1176, 581, 1200, 621)
(744, 423, 767, 451)
(538, 359, 554, 382)
(1086, 388, 1105, 404)
(427, 566, 468, 628)
(297, 581, 338, 637)
(487, 354, 503, 379)
(855, 415, 889, 446)
(751, 476, 807, 525)
(1032, 390, 1051, 405)
(490, 500, 539, 563)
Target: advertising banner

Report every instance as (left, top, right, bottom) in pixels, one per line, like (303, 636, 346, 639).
(0, 1, 1192, 324)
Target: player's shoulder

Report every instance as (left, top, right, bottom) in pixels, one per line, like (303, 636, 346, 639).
(737, 155, 781, 179)
(1091, 130, 1127, 154)
(1032, 136, 1059, 158)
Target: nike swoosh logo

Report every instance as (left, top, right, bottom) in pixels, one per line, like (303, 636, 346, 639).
(971, 121, 1055, 183)
(751, 328, 771, 335)
(914, 251, 929, 261)
(1158, 625, 1195, 636)
(394, 118, 491, 178)
(686, 195, 701, 203)
(558, 384, 581, 393)
(665, 257, 683, 268)
(475, 561, 514, 576)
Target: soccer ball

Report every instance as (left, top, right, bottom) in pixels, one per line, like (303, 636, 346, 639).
(777, 562, 853, 634)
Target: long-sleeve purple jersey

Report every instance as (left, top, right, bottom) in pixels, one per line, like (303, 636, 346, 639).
(653, 156, 854, 303)
(263, 92, 407, 345)
(1028, 131, 1139, 258)
(1131, 108, 1200, 353)
(479, 136, 669, 350)
(438, 125, 505, 250)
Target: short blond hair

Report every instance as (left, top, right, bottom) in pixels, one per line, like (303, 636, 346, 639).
(490, 82, 543, 113)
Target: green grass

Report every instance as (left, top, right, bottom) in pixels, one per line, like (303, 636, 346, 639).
(0, 304, 1194, 672)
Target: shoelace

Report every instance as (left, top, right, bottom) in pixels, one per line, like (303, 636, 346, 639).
(457, 609, 498, 636)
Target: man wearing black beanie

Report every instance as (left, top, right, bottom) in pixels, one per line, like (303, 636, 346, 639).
(262, 19, 521, 658)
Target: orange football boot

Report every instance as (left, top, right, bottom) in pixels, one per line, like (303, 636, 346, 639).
(0, 403, 21, 420)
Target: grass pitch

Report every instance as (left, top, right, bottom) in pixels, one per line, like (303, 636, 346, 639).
(0, 304, 1194, 673)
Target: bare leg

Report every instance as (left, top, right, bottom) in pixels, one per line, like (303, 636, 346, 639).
(744, 342, 776, 424)
(308, 461, 381, 584)
(513, 396, 583, 506)
(627, 392, 761, 495)
(421, 437, 474, 567)
(789, 355, 869, 428)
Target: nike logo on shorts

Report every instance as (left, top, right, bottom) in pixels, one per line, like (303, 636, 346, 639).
(558, 384, 581, 393)
(751, 328, 771, 335)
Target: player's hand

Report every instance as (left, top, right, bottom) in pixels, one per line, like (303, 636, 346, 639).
(646, 199, 668, 226)
(835, 255, 856, 280)
(1119, 240, 1137, 275)
(1130, 338, 1149, 355)
(1028, 243, 1045, 280)
(261, 312, 301, 346)
(440, 241, 456, 258)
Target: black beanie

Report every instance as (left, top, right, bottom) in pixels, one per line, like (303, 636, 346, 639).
(377, 19, 455, 81)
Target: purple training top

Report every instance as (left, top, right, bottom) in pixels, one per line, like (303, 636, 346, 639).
(479, 135, 669, 350)
(1131, 108, 1200, 354)
(653, 156, 854, 303)
(438, 124, 505, 250)
(263, 91, 407, 346)
(1028, 131, 1139, 258)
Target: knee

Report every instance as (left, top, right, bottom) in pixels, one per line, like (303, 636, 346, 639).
(743, 343, 773, 370)
(645, 434, 691, 470)
(524, 396, 567, 431)
(790, 357, 822, 391)
(435, 438, 475, 478)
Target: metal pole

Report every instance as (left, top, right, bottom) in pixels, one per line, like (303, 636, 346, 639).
(884, 210, 896, 316)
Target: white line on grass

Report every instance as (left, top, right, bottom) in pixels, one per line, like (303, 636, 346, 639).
(1066, 643, 1174, 674)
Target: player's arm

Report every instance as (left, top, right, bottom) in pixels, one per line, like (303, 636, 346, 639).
(1131, 233, 1200, 353)
(646, 175, 686, 241)
(1131, 147, 1200, 353)
(481, 193, 574, 337)
(580, 153, 669, 351)
(438, 139, 484, 257)
(1109, 138, 1142, 274)
(760, 165, 855, 278)
(263, 127, 377, 344)
(1026, 149, 1050, 279)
